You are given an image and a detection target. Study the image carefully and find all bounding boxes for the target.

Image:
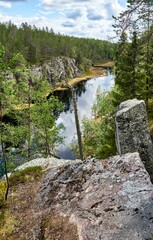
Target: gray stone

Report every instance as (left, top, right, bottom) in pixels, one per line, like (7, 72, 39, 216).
(15, 157, 81, 171)
(34, 153, 153, 240)
(115, 99, 153, 179)
(30, 56, 81, 85)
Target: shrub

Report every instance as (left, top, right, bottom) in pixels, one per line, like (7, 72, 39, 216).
(80, 88, 117, 159)
(0, 181, 6, 208)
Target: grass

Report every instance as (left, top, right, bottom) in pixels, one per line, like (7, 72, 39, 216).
(94, 61, 114, 67)
(9, 166, 43, 187)
(0, 182, 6, 208)
(0, 210, 16, 239)
(0, 166, 43, 239)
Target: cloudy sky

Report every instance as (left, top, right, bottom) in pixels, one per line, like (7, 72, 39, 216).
(0, 0, 126, 40)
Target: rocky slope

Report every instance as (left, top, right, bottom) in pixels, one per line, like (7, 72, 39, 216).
(33, 153, 153, 240)
(30, 56, 81, 85)
(2, 152, 153, 240)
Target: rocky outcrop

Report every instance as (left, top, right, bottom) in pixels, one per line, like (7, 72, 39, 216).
(30, 56, 81, 85)
(15, 157, 81, 171)
(34, 153, 153, 240)
(114, 99, 153, 180)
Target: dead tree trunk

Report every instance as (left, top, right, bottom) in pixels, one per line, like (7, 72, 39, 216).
(65, 82, 83, 160)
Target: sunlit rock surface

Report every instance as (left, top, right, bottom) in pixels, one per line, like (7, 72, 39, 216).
(34, 153, 153, 240)
(115, 99, 153, 180)
(30, 56, 81, 85)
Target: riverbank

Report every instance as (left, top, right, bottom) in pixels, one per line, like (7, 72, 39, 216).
(53, 62, 113, 91)
(94, 61, 114, 68)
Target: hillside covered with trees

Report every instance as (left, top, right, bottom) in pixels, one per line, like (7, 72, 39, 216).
(0, 21, 116, 67)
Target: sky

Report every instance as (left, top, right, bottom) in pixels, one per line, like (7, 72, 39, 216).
(0, 0, 127, 40)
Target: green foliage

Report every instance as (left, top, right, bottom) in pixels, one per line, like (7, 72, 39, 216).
(0, 181, 6, 207)
(0, 22, 116, 67)
(75, 89, 117, 159)
(9, 166, 42, 186)
(113, 0, 153, 107)
(32, 87, 64, 156)
(0, 44, 64, 178)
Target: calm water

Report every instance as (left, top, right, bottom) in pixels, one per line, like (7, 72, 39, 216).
(55, 71, 114, 159)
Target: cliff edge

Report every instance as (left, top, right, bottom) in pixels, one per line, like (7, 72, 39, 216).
(33, 153, 153, 240)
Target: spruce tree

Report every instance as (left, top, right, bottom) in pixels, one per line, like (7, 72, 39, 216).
(32, 80, 64, 157)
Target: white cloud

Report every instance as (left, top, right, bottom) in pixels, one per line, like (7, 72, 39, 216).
(62, 21, 76, 28)
(0, 0, 125, 40)
(0, 1, 12, 8)
(65, 9, 82, 20)
(39, 0, 125, 39)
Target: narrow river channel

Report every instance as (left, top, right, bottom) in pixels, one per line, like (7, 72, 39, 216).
(55, 70, 114, 159)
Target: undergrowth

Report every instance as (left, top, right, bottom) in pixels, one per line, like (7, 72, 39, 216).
(9, 166, 43, 186)
(0, 182, 6, 208)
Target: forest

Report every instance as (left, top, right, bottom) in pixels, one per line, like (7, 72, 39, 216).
(0, 21, 115, 66)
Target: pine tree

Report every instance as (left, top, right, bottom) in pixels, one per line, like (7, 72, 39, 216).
(32, 80, 64, 157)
(113, 0, 153, 107)
(0, 44, 26, 200)
(9, 53, 34, 160)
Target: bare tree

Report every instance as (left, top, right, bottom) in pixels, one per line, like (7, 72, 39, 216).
(64, 81, 84, 161)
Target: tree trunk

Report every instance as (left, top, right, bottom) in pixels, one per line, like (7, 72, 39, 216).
(71, 87, 83, 160)
(61, 81, 84, 160)
(63, 81, 83, 160)
(0, 103, 9, 201)
(27, 79, 31, 160)
(2, 142, 9, 200)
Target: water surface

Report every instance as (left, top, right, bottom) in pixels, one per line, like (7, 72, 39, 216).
(55, 72, 114, 159)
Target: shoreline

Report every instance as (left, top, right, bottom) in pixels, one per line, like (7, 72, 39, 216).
(94, 61, 114, 68)
(53, 61, 113, 91)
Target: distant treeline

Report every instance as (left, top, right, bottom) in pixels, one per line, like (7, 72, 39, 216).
(0, 21, 116, 66)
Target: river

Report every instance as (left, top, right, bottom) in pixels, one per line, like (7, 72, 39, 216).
(55, 70, 114, 159)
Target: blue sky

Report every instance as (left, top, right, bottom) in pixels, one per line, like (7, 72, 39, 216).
(0, 0, 126, 40)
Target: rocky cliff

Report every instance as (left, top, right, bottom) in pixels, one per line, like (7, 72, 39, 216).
(30, 56, 81, 85)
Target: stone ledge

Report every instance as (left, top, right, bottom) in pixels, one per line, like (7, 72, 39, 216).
(34, 152, 153, 240)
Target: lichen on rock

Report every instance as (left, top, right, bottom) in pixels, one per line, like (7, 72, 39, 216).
(115, 99, 153, 180)
(30, 56, 81, 85)
(34, 153, 153, 240)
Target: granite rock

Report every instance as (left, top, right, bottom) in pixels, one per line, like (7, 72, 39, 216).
(115, 99, 153, 179)
(34, 153, 153, 240)
(30, 56, 81, 85)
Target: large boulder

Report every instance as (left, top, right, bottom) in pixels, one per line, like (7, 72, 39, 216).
(115, 99, 153, 179)
(34, 153, 153, 240)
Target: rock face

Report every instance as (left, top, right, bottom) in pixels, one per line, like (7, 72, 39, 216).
(34, 153, 153, 240)
(30, 56, 81, 85)
(115, 99, 153, 179)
